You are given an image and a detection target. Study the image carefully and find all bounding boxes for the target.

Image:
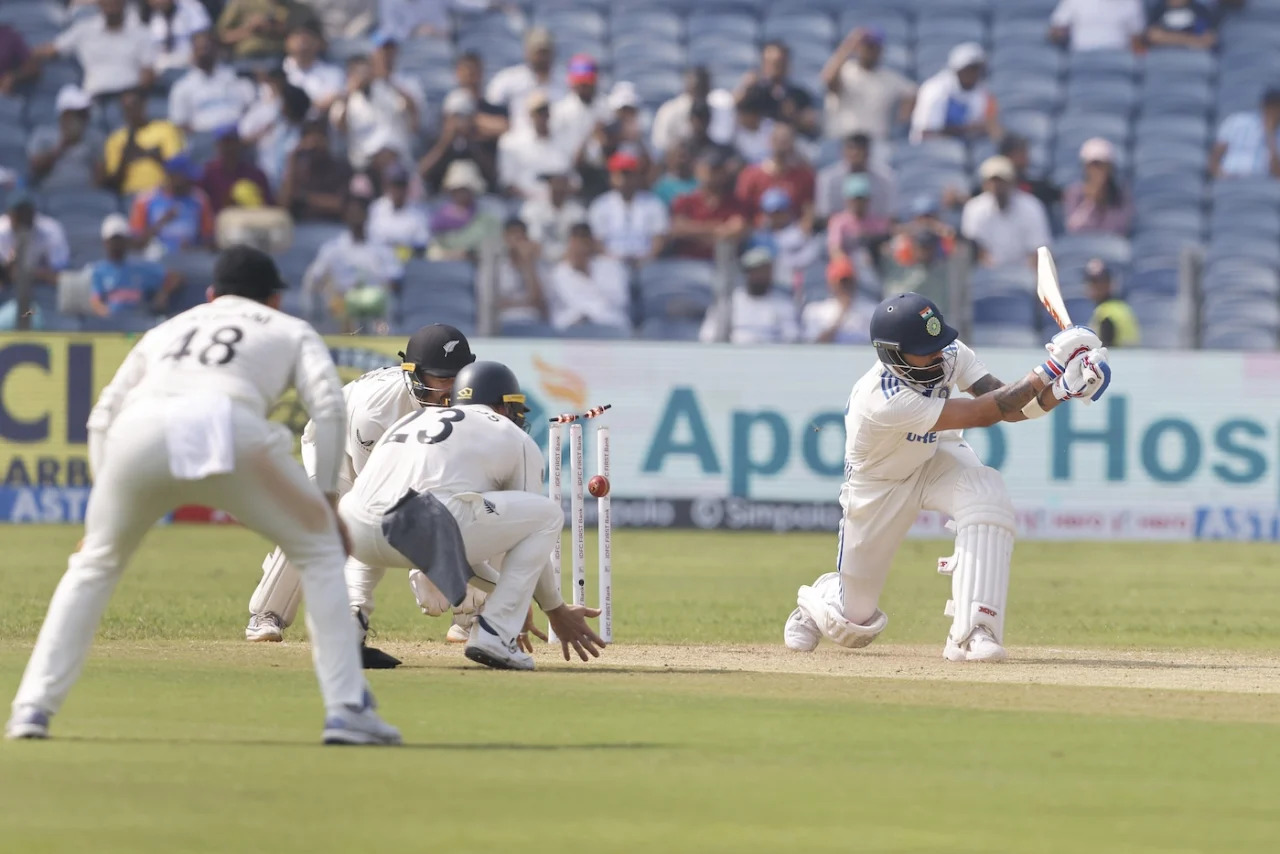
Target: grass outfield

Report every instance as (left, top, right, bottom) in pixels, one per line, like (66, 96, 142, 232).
(1, 526, 1279, 853)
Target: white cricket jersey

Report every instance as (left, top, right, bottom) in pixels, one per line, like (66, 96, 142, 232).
(347, 403, 544, 519)
(86, 295, 346, 491)
(300, 365, 420, 480)
(843, 340, 988, 483)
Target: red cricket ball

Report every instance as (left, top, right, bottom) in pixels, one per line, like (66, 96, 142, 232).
(588, 475, 610, 498)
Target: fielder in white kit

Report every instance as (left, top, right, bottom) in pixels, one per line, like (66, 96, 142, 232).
(6, 246, 400, 744)
(340, 360, 606, 670)
(244, 324, 484, 667)
(785, 292, 1111, 662)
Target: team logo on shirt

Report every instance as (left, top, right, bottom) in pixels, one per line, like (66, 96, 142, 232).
(919, 306, 942, 336)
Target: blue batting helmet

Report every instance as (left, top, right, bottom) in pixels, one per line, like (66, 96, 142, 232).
(870, 293, 959, 390)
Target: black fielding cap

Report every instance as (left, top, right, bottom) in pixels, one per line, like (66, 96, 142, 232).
(213, 245, 287, 301)
(402, 324, 477, 378)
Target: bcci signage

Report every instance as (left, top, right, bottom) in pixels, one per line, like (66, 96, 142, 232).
(3, 335, 1280, 539)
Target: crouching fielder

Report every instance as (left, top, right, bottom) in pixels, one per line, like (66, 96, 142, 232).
(339, 361, 605, 670)
(6, 247, 399, 745)
(785, 293, 1110, 662)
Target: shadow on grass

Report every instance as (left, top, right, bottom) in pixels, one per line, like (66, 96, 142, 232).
(52, 736, 672, 751)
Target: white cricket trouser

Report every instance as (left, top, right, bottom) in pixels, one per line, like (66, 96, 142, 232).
(835, 439, 986, 624)
(12, 401, 366, 717)
(340, 490, 562, 640)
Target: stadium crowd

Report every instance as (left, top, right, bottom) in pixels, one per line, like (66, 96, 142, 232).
(0, 0, 1275, 349)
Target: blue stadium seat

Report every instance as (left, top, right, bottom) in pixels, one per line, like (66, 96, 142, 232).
(637, 259, 716, 321)
(989, 46, 1065, 80)
(628, 70, 684, 106)
(0, 96, 23, 128)
(560, 322, 632, 340)
(1065, 78, 1137, 115)
(1202, 325, 1278, 351)
(1126, 267, 1180, 298)
(991, 0, 1057, 19)
(973, 292, 1036, 326)
(688, 36, 758, 69)
(610, 11, 683, 42)
(970, 325, 1040, 347)
(988, 76, 1063, 112)
(1134, 206, 1205, 241)
(763, 12, 836, 45)
(970, 268, 1036, 296)
(914, 0, 992, 15)
(613, 40, 685, 73)
(1067, 50, 1138, 80)
(1205, 236, 1280, 268)
(1134, 116, 1209, 147)
(837, 11, 910, 46)
(916, 18, 988, 47)
(1140, 86, 1213, 118)
(1054, 234, 1133, 268)
(499, 320, 558, 338)
(893, 137, 967, 170)
(686, 12, 759, 42)
(1002, 110, 1054, 146)
(1210, 179, 1280, 209)
(991, 19, 1051, 48)
(1141, 48, 1216, 80)
(639, 317, 703, 341)
(1209, 208, 1280, 241)
(535, 10, 608, 42)
(39, 189, 119, 218)
(1202, 293, 1280, 328)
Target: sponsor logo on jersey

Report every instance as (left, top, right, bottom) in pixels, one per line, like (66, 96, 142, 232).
(905, 431, 938, 444)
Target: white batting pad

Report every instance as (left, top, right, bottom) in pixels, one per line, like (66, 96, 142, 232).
(797, 573, 888, 650)
(248, 547, 303, 627)
(947, 467, 1016, 645)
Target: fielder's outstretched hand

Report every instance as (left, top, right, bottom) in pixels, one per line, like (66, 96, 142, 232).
(546, 604, 607, 662)
(519, 607, 548, 653)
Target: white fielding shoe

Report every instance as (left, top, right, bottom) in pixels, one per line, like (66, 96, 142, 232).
(5, 706, 51, 740)
(464, 617, 534, 671)
(322, 691, 402, 746)
(445, 611, 475, 644)
(245, 612, 284, 643)
(783, 607, 821, 652)
(943, 627, 1007, 663)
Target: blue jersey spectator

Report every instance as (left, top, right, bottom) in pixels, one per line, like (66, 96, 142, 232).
(90, 214, 179, 316)
(1211, 89, 1280, 179)
(129, 154, 214, 254)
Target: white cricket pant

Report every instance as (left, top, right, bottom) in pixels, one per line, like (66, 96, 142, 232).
(340, 490, 562, 640)
(12, 402, 366, 717)
(835, 439, 987, 625)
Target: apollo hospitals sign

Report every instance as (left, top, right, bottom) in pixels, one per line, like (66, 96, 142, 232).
(3, 334, 1280, 540)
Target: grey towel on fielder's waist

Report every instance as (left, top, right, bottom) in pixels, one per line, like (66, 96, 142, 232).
(381, 490, 472, 607)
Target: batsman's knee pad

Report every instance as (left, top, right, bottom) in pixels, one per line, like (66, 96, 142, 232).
(797, 573, 888, 650)
(948, 467, 1015, 645)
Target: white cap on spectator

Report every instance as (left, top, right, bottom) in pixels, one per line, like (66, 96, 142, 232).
(948, 42, 986, 72)
(1079, 137, 1116, 164)
(979, 155, 1016, 182)
(607, 81, 639, 113)
(56, 85, 92, 113)
(443, 159, 486, 193)
(101, 213, 131, 240)
(444, 88, 477, 117)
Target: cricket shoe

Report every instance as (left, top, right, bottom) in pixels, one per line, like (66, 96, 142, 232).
(245, 612, 284, 643)
(322, 690, 402, 746)
(464, 617, 534, 671)
(446, 611, 475, 644)
(943, 627, 1007, 663)
(783, 607, 821, 652)
(5, 705, 50, 740)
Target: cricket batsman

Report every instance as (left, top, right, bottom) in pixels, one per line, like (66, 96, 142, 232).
(244, 323, 484, 667)
(784, 292, 1110, 662)
(339, 361, 606, 670)
(6, 246, 400, 744)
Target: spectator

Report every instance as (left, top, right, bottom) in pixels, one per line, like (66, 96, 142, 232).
(520, 167, 586, 265)
(815, 133, 896, 221)
(331, 40, 424, 172)
(826, 174, 892, 261)
(753, 187, 820, 293)
(378, 0, 449, 38)
(496, 217, 548, 327)
(486, 27, 563, 134)
(801, 256, 872, 344)
(279, 118, 351, 221)
(651, 66, 736, 157)
(102, 87, 186, 195)
(239, 75, 310, 189)
(283, 23, 344, 111)
(736, 124, 816, 221)
(909, 43, 1000, 144)
(882, 228, 951, 316)
(700, 246, 798, 344)
(38, 0, 156, 99)
(822, 28, 916, 147)
(1084, 258, 1140, 347)
(428, 160, 500, 261)
(28, 86, 104, 191)
(200, 125, 273, 213)
(1049, 0, 1146, 52)
(548, 222, 630, 333)
(452, 51, 511, 148)
(0, 193, 71, 289)
(1063, 138, 1132, 235)
(1210, 88, 1280, 179)
(1146, 0, 1218, 49)
(217, 0, 322, 60)
(168, 30, 256, 133)
(89, 213, 181, 317)
(683, 101, 738, 164)
(733, 90, 777, 164)
(368, 164, 430, 259)
(588, 152, 669, 265)
(0, 24, 38, 95)
(961, 156, 1051, 270)
(653, 141, 699, 208)
(552, 55, 612, 173)
(498, 91, 574, 200)
(420, 90, 499, 194)
(1000, 133, 1060, 211)
(670, 150, 751, 260)
(143, 0, 211, 73)
(129, 154, 215, 254)
(888, 196, 956, 267)
(303, 193, 402, 332)
(736, 42, 820, 138)
(603, 83, 650, 164)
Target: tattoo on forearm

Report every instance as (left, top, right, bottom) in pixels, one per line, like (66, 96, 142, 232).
(968, 374, 1005, 396)
(993, 376, 1041, 415)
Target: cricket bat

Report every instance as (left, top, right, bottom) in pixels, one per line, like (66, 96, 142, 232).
(1036, 246, 1073, 330)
